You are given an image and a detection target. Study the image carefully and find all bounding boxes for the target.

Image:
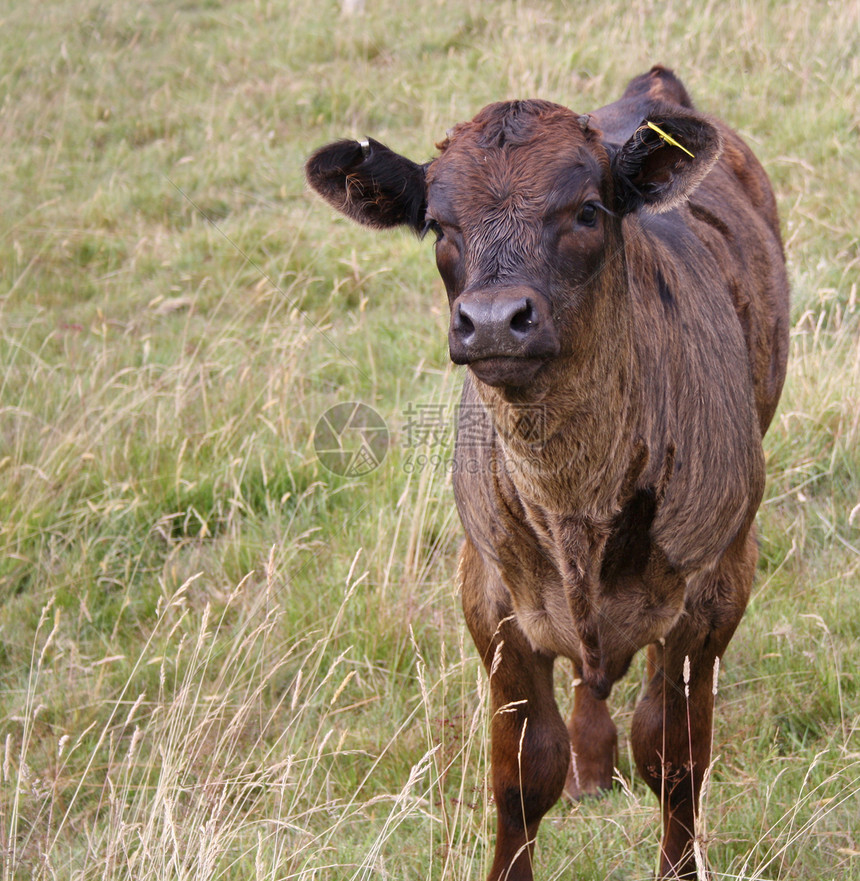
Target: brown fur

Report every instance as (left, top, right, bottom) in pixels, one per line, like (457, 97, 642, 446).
(306, 66, 790, 880)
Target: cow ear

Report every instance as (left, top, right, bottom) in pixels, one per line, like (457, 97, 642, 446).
(305, 138, 427, 232)
(611, 112, 723, 215)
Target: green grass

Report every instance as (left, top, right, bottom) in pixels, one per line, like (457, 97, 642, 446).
(1, 0, 858, 878)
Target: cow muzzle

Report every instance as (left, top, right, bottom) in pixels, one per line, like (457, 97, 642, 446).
(448, 286, 560, 387)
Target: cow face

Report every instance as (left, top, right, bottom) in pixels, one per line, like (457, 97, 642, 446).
(306, 101, 721, 390)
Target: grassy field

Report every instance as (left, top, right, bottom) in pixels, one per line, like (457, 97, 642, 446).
(1, 0, 858, 878)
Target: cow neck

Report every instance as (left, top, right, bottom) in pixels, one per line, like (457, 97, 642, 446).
(477, 243, 638, 521)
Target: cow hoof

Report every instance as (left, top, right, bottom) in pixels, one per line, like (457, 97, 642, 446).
(562, 762, 614, 801)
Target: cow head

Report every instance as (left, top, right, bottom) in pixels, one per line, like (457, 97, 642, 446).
(306, 101, 721, 391)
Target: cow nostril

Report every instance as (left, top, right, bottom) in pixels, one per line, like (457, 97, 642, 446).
(456, 304, 475, 339)
(510, 299, 537, 336)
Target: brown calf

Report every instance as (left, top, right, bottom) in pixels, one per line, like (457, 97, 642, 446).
(306, 66, 789, 879)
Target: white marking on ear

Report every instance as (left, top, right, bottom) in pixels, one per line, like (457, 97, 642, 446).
(358, 139, 370, 158)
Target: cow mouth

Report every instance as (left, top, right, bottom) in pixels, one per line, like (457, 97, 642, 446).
(466, 356, 548, 388)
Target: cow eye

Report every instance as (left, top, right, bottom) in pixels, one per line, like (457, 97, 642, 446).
(576, 202, 599, 227)
(422, 218, 444, 243)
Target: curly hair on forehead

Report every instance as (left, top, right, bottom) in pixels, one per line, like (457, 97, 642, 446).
(437, 100, 584, 153)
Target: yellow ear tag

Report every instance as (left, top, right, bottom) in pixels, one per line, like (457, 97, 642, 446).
(646, 120, 695, 158)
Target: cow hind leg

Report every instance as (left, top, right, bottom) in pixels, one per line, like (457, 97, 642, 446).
(564, 674, 618, 799)
(460, 544, 570, 881)
(631, 530, 756, 879)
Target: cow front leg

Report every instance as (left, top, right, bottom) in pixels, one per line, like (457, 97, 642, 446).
(631, 531, 755, 878)
(461, 546, 570, 881)
(486, 645, 570, 881)
(632, 639, 713, 879)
